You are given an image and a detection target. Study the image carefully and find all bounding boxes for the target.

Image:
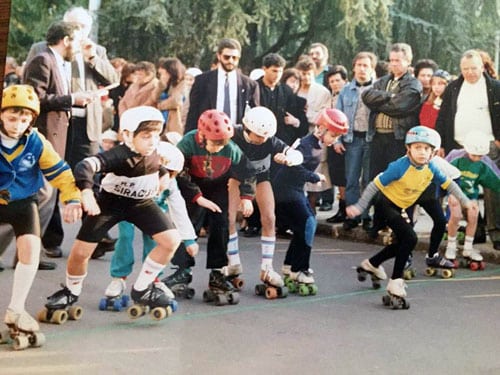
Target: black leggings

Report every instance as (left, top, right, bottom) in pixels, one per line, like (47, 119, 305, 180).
(369, 195, 417, 279)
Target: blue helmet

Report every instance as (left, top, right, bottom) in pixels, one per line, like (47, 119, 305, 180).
(405, 126, 441, 149)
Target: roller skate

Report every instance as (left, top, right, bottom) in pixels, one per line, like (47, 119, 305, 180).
(284, 269, 317, 296)
(460, 247, 486, 271)
(424, 254, 455, 279)
(127, 282, 178, 321)
(382, 278, 410, 310)
(444, 244, 459, 268)
(37, 284, 82, 325)
(403, 254, 417, 280)
(0, 309, 45, 350)
(255, 266, 288, 299)
(99, 278, 130, 312)
(223, 264, 244, 290)
(203, 270, 240, 306)
(161, 267, 195, 299)
(281, 264, 291, 278)
(356, 259, 387, 289)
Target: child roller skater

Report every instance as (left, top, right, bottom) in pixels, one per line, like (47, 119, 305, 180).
(347, 126, 474, 309)
(274, 108, 348, 296)
(444, 130, 500, 270)
(176, 109, 255, 306)
(227, 106, 303, 297)
(0, 85, 82, 348)
(42, 106, 182, 323)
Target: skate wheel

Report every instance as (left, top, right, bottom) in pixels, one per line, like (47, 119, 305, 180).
(13, 335, 29, 350)
(283, 276, 292, 285)
(228, 292, 239, 305)
(0, 329, 11, 344)
(121, 295, 130, 307)
(356, 267, 367, 282)
(68, 306, 83, 320)
(165, 306, 173, 317)
(441, 269, 454, 279)
(265, 287, 278, 299)
(51, 310, 68, 325)
(469, 262, 479, 271)
(231, 277, 244, 290)
(298, 284, 310, 296)
(37, 308, 48, 323)
(402, 300, 410, 310)
(202, 290, 214, 303)
(372, 280, 381, 290)
(425, 267, 436, 277)
(459, 258, 468, 268)
(215, 294, 228, 306)
(255, 284, 266, 296)
(98, 298, 107, 311)
(278, 286, 288, 298)
(150, 307, 167, 321)
(112, 299, 123, 312)
(31, 332, 46, 347)
(308, 284, 318, 295)
(185, 288, 195, 299)
(382, 295, 391, 306)
(452, 259, 459, 269)
(479, 262, 486, 270)
(127, 305, 144, 319)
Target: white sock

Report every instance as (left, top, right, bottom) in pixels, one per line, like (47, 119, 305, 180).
(261, 236, 275, 270)
(447, 236, 457, 249)
(66, 273, 87, 296)
(8, 261, 38, 313)
(227, 232, 241, 266)
(134, 256, 165, 291)
(464, 236, 474, 251)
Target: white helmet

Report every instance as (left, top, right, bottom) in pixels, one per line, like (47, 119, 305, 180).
(164, 131, 183, 146)
(101, 129, 118, 142)
(463, 130, 490, 156)
(120, 106, 164, 133)
(242, 106, 277, 138)
(157, 141, 185, 172)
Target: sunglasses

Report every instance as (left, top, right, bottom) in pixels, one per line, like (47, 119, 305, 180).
(221, 54, 240, 61)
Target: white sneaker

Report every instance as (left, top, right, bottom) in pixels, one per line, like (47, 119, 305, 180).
(105, 278, 126, 298)
(462, 247, 483, 262)
(281, 264, 291, 276)
(445, 244, 457, 260)
(260, 267, 284, 287)
(154, 281, 175, 299)
(360, 259, 387, 280)
(4, 309, 39, 332)
(387, 278, 407, 298)
(223, 264, 243, 276)
(290, 270, 314, 284)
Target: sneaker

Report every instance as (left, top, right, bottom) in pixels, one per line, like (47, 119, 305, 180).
(360, 259, 387, 280)
(260, 267, 284, 287)
(4, 309, 39, 332)
(105, 278, 126, 298)
(45, 285, 78, 309)
(162, 267, 193, 288)
(387, 278, 407, 298)
(154, 280, 175, 299)
(131, 283, 172, 307)
(290, 270, 314, 284)
(462, 247, 483, 262)
(445, 244, 457, 260)
(425, 254, 455, 269)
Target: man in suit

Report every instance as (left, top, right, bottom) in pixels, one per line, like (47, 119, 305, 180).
(26, 7, 118, 259)
(185, 38, 259, 132)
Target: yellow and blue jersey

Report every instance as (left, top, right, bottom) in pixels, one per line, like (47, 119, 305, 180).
(374, 156, 451, 209)
(0, 129, 81, 205)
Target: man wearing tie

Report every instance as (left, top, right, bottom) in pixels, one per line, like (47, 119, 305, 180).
(185, 38, 260, 133)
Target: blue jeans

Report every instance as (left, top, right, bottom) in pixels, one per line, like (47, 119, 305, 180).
(344, 136, 371, 219)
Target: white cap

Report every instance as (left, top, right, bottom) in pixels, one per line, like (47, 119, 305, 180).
(249, 68, 264, 81)
(101, 129, 118, 142)
(186, 67, 202, 77)
(157, 141, 185, 172)
(120, 106, 164, 133)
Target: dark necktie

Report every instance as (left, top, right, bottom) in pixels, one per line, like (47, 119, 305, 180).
(223, 73, 231, 118)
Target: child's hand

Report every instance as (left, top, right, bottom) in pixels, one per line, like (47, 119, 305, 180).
(196, 196, 222, 213)
(62, 203, 82, 223)
(81, 189, 101, 216)
(273, 153, 288, 165)
(186, 242, 199, 257)
(239, 199, 254, 217)
(284, 112, 300, 127)
(346, 205, 361, 218)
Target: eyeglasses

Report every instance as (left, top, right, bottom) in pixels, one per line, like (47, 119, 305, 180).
(221, 54, 240, 61)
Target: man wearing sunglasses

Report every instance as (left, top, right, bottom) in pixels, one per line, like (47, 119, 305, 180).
(185, 38, 260, 133)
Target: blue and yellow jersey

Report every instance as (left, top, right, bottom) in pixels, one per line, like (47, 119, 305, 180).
(374, 156, 451, 209)
(0, 129, 81, 205)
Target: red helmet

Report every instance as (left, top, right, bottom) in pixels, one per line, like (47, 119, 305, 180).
(197, 110, 234, 140)
(315, 108, 348, 135)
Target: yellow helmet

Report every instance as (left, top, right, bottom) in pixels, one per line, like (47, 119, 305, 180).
(1, 85, 40, 115)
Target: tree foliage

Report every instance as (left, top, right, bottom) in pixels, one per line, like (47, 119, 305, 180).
(7, 0, 500, 75)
